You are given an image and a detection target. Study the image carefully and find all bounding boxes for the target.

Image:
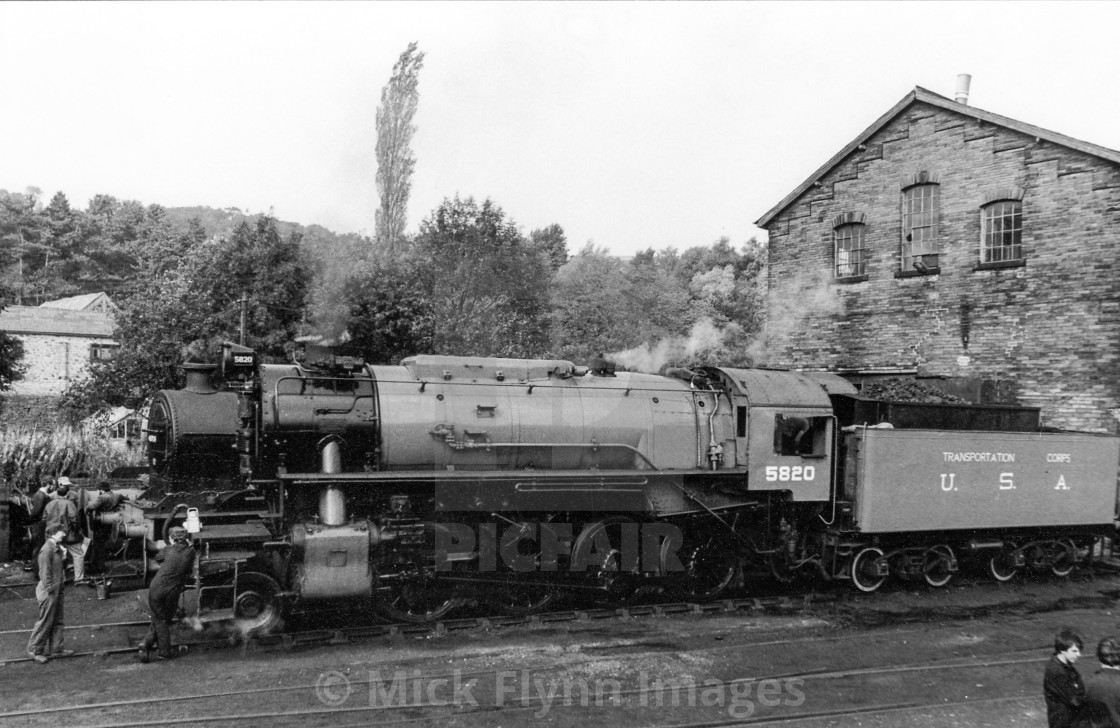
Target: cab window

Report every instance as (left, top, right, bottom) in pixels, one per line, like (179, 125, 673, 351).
(773, 414, 828, 457)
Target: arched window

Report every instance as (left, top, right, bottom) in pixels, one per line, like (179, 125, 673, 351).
(834, 223, 867, 278)
(901, 182, 940, 271)
(980, 200, 1022, 263)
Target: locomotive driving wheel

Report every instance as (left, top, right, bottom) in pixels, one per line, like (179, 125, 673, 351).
(483, 520, 560, 617)
(666, 536, 739, 601)
(922, 545, 955, 588)
(486, 581, 559, 617)
(373, 552, 461, 624)
(850, 547, 887, 593)
(572, 517, 642, 605)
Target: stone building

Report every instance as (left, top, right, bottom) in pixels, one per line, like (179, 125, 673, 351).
(755, 85, 1120, 433)
(0, 293, 118, 427)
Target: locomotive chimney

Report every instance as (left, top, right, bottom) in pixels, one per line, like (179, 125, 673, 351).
(954, 74, 972, 105)
(182, 363, 218, 393)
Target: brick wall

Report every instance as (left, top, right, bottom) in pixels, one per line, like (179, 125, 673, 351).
(763, 101, 1120, 433)
(12, 333, 105, 397)
(0, 394, 67, 429)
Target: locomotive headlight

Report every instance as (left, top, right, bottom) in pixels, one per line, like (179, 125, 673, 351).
(184, 507, 202, 534)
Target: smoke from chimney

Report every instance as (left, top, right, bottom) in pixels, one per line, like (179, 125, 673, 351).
(955, 74, 972, 105)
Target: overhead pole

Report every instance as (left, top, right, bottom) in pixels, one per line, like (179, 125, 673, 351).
(239, 293, 248, 346)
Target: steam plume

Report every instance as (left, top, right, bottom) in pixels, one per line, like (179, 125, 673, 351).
(608, 317, 726, 373)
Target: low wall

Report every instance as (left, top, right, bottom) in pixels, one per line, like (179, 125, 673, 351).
(0, 395, 67, 429)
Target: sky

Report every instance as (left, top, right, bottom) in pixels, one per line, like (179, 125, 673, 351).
(3, 2, 1120, 258)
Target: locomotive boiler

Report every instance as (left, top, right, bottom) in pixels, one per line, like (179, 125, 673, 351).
(129, 342, 1120, 629)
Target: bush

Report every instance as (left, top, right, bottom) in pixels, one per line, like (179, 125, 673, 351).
(0, 426, 144, 492)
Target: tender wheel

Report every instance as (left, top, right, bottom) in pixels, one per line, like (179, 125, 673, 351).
(668, 537, 739, 601)
(923, 545, 955, 588)
(850, 547, 886, 593)
(1050, 540, 1077, 578)
(234, 572, 285, 635)
(988, 546, 1019, 582)
(373, 553, 461, 624)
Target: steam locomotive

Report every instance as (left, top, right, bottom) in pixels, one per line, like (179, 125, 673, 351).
(111, 343, 1120, 630)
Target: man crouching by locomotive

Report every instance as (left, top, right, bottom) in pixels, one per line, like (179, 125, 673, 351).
(138, 527, 195, 663)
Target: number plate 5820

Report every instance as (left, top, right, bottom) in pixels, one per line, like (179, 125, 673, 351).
(765, 465, 816, 482)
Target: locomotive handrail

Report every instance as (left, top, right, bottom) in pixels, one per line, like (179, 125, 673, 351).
(274, 469, 657, 482)
(377, 376, 706, 394)
(426, 435, 662, 472)
(271, 375, 377, 420)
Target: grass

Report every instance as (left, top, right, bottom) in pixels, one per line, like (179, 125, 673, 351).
(0, 425, 144, 495)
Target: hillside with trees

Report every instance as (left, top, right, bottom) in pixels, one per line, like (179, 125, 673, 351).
(2, 43, 768, 422)
(0, 183, 767, 421)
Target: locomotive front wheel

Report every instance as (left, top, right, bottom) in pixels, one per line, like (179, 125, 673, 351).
(234, 572, 285, 635)
(1050, 540, 1078, 578)
(850, 547, 886, 593)
(923, 545, 955, 588)
(988, 546, 1019, 582)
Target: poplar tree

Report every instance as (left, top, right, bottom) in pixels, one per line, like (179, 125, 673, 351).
(374, 42, 425, 253)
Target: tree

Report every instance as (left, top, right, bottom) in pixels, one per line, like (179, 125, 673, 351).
(0, 324, 25, 393)
(61, 216, 311, 417)
(548, 238, 767, 370)
(188, 217, 311, 360)
(0, 188, 46, 304)
(549, 244, 634, 361)
(530, 224, 569, 271)
(341, 257, 434, 365)
(412, 196, 551, 357)
(375, 42, 425, 253)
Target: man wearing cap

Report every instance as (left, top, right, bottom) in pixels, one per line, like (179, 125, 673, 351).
(139, 526, 196, 663)
(26, 528, 71, 663)
(44, 482, 88, 584)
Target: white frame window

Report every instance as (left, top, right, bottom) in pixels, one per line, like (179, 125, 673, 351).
(980, 200, 1022, 263)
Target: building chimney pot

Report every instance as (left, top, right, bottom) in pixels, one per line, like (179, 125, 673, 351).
(955, 74, 972, 105)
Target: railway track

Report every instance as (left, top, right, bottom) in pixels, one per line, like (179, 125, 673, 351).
(0, 591, 828, 666)
(3, 566, 1117, 668)
(0, 627, 1057, 727)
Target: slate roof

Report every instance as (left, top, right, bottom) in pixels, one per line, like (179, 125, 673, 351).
(756, 86, 1120, 228)
(40, 292, 114, 312)
(0, 305, 115, 337)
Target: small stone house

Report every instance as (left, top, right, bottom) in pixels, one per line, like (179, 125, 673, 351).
(0, 293, 118, 426)
(755, 85, 1120, 433)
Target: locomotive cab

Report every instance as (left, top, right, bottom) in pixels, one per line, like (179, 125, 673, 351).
(701, 367, 854, 502)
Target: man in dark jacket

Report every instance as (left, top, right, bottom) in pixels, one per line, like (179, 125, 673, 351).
(26, 528, 69, 663)
(1045, 628, 1087, 728)
(1083, 637, 1120, 727)
(139, 526, 196, 662)
(85, 482, 124, 575)
(25, 479, 54, 578)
